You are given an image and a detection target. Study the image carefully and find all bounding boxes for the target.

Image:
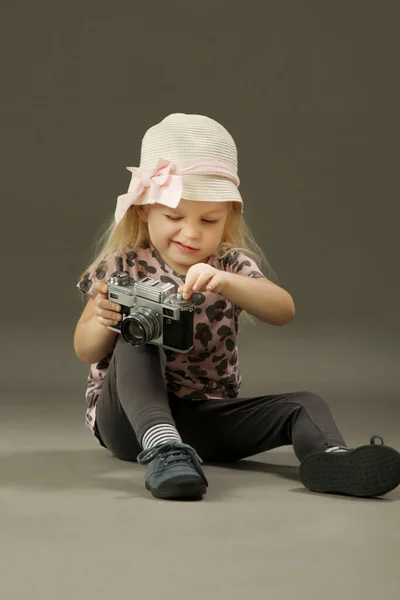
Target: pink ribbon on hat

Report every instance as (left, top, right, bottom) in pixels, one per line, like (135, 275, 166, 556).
(115, 157, 240, 225)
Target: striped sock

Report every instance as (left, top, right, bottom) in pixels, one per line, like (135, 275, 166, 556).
(141, 424, 182, 450)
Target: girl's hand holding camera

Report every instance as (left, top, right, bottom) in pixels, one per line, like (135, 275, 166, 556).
(93, 281, 122, 327)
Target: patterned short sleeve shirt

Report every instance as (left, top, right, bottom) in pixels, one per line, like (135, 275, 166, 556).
(76, 243, 266, 434)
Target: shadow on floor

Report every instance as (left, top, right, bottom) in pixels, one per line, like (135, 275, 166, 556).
(0, 448, 146, 497)
(0, 447, 300, 497)
(208, 458, 300, 482)
(207, 458, 399, 502)
(0, 448, 397, 502)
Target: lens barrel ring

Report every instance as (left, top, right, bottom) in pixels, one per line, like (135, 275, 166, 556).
(120, 306, 161, 346)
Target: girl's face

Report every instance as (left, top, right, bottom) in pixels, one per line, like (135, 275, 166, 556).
(139, 199, 229, 274)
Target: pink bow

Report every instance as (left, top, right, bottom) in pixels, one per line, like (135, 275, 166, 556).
(115, 157, 240, 225)
(115, 159, 182, 224)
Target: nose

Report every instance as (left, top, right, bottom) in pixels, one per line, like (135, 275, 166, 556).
(182, 220, 201, 240)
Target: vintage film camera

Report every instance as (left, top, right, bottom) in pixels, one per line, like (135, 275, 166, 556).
(107, 271, 194, 353)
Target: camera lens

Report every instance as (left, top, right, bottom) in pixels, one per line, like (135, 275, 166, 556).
(120, 307, 161, 346)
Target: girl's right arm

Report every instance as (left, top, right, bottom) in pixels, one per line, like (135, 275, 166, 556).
(73, 282, 123, 364)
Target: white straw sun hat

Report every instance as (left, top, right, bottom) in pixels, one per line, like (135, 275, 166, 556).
(115, 113, 243, 224)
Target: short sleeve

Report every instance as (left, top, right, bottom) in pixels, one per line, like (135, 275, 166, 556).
(76, 254, 124, 297)
(219, 250, 267, 321)
(221, 250, 266, 279)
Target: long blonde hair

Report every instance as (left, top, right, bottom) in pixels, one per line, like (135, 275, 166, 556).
(79, 202, 278, 286)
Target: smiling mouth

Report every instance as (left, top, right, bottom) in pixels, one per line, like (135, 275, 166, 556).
(172, 241, 199, 252)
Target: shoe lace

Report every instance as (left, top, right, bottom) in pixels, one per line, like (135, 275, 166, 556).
(137, 442, 207, 481)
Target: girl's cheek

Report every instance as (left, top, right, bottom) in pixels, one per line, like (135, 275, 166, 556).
(164, 226, 177, 240)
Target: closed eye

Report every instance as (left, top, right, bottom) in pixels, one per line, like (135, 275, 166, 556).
(165, 215, 217, 224)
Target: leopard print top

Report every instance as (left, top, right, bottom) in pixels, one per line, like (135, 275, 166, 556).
(76, 243, 265, 434)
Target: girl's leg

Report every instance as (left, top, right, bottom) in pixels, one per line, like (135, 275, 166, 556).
(95, 338, 178, 460)
(169, 391, 400, 498)
(170, 390, 345, 462)
(94, 337, 208, 499)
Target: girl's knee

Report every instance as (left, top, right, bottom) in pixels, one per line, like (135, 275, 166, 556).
(294, 391, 328, 410)
(114, 336, 162, 360)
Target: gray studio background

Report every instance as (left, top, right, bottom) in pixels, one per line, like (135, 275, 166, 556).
(1, 3, 399, 599)
(3, 2, 399, 407)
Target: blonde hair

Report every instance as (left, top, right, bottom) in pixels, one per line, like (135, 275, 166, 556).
(79, 201, 278, 286)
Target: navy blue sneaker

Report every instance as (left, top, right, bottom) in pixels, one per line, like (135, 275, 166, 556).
(137, 441, 208, 500)
(299, 435, 400, 498)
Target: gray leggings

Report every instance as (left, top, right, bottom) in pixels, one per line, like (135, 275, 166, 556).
(95, 336, 346, 462)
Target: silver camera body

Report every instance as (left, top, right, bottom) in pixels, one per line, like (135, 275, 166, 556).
(107, 271, 194, 353)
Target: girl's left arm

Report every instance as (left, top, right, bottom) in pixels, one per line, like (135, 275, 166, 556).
(222, 272, 295, 326)
(180, 263, 295, 326)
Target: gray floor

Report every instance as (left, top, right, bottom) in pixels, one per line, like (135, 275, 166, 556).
(1, 323, 400, 599)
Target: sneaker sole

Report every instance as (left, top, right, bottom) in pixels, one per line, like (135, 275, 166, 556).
(299, 445, 400, 498)
(146, 477, 207, 500)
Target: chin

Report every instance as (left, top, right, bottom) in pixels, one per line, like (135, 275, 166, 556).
(182, 253, 208, 263)
(176, 256, 199, 267)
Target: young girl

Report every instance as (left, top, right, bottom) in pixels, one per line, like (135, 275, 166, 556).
(74, 113, 400, 501)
